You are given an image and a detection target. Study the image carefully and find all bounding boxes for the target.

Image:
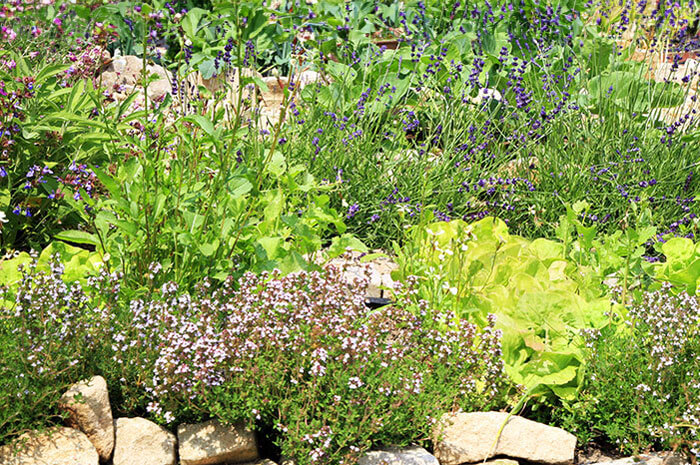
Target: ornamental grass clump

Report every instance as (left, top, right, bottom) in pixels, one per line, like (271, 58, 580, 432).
(137, 263, 508, 464)
(555, 284, 700, 458)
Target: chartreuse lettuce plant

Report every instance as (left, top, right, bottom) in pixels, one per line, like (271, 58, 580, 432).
(649, 237, 700, 296)
(393, 216, 624, 404)
(0, 242, 103, 298)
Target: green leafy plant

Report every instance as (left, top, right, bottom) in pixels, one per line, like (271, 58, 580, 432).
(0, 256, 118, 445)
(0, 242, 103, 300)
(0, 52, 110, 252)
(554, 285, 700, 457)
(650, 237, 700, 295)
(393, 216, 621, 404)
(53, 61, 359, 293)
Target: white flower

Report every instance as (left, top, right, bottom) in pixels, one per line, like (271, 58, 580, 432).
(0, 211, 7, 223)
(442, 282, 458, 295)
(348, 376, 363, 389)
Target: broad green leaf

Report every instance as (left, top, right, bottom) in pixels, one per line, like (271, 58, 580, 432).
(266, 151, 287, 177)
(327, 234, 368, 258)
(184, 115, 215, 137)
(54, 230, 100, 247)
(181, 7, 208, 37)
(263, 189, 284, 222)
(90, 166, 122, 197)
(36, 64, 69, 85)
(257, 236, 283, 259)
(529, 238, 563, 261)
(198, 59, 217, 80)
(662, 237, 695, 265)
(199, 239, 220, 257)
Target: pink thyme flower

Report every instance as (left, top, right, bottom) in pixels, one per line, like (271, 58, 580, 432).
(1, 26, 16, 41)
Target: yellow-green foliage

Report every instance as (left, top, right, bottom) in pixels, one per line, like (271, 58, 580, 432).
(395, 217, 623, 401)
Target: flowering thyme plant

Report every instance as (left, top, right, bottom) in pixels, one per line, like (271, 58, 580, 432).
(0, 255, 120, 445)
(111, 261, 508, 464)
(555, 284, 700, 458)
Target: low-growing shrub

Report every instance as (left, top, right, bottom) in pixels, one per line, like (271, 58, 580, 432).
(554, 285, 700, 457)
(0, 255, 509, 460)
(115, 263, 509, 464)
(0, 256, 119, 445)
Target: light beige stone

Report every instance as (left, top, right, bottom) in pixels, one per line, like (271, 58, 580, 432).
(0, 427, 98, 465)
(433, 411, 577, 465)
(358, 446, 439, 465)
(146, 79, 172, 102)
(588, 456, 676, 465)
(258, 71, 325, 128)
(108, 55, 140, 77)
(325, 250, 398, 299)
(99, 55, 173, 104)
(177, 419, 258, 465)
(113, 417, 176, 465)
(662, 453, 691, 465)
(58, 375, 114, 462)
(106, 56, 169, 84)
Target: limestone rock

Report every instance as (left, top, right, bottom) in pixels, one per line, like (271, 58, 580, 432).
(576, 449, 685, 465)
(584, 452, 693, 465)
(433, 412, 577, 465)
(597, 459, 652, 465)
(461, 460, 521, 465)
(358, 446, 439, 465)
(177, 419, 258, 465)
(146, 79, 172, 101)
(58, 375, 114, 462)
(242, 461, 278, 465)
(0, 427, 98, 465)
(586, 455, 674, 465)
(99, 55, 171, 102)
(106, 55, 169, 85)
(325, 250, 398, 299)
(662, 453, 692, 465)
(112, 417, 176, 465)
(258, 71, 325, 128)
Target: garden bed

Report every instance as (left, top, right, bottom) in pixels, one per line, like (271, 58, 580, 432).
(1, 0, 700, 464)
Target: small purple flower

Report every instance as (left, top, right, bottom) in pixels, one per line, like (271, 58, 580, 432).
(346, 203, 359, 219)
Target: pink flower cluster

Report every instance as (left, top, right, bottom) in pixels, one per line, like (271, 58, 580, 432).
(1, 26, 16, 41)
(65, 46, 110, 82)
(107, 261, 508, 463)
